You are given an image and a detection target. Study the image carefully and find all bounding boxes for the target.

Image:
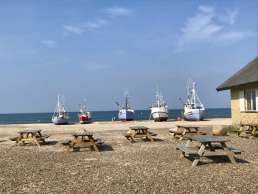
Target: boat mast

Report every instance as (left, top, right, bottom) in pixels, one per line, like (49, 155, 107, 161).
(186, 80, 191, 105)
(192, 82, 196, 107)
(155, 86, 161, 108)
(156, 91, 159, 107)
(125, 94, 128, 109)
(57, 95, 61, 116)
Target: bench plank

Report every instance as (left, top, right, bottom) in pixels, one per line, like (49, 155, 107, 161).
(176, 144, 199, 155)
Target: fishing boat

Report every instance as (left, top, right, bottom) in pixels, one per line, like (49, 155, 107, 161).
(117, 93, 135, 121)
(78, 103, 91, 124)
(52, 95, 69, 125)
(150, 90, 168, 122)
(183, 80, 205, 121)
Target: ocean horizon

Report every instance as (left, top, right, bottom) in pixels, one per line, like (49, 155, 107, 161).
(0, 108, 231, 124)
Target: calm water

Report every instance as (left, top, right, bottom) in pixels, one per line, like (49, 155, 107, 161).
(0, 108, 230, 124)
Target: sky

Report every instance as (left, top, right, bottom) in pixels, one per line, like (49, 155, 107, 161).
(0, 0, 257, 113)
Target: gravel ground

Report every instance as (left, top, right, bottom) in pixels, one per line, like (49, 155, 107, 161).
(0, 128, 257, 194)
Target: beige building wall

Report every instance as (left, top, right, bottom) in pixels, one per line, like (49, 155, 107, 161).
(231, 82, 258, 124)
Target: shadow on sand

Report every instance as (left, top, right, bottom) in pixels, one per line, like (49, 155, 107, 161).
(187, 155, 249, 166)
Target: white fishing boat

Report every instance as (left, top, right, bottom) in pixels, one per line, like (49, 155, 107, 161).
(150, 91, 168, 122)
(117, 93, 135, 121)
(78, 103, 91, 124)
(183, 80, 205, 121)
(52, 95, 69, 125)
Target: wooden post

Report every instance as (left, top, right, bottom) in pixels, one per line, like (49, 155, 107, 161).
(192, 144, 205, 167)
(221, 142, 236, 164)
(90, 137, 99, 152)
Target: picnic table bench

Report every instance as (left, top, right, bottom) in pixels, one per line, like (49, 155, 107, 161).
(63, 131, 103, 152)
(125, 126, 156, 143)
(176, 135, 241, 167)
(13, 129, 49, 146)
(169, 125, 206, 140)
(237, 124, 258, 138)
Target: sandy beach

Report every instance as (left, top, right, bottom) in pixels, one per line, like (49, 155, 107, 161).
(0, 118, 232, 138)
(0, 118, 257, 193)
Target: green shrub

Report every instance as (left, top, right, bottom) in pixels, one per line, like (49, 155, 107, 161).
(225, 125, 240, 134)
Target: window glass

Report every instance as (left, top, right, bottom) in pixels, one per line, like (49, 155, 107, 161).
(244, 89, 257, 111)
(252, 90, 256, 110)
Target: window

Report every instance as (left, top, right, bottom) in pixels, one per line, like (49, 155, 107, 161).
(244, 89, 257, 111)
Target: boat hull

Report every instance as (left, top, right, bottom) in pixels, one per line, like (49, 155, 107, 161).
(118, 109, 134, 121)
(151, 107, 168, 122)
(52, 116, 69, 125)
(152, 112, 168, 121)
(184, 108, 204, 121)
(79, 113, 91, 124)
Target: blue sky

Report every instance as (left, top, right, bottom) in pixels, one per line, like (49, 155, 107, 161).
(0, 0, 257, 113)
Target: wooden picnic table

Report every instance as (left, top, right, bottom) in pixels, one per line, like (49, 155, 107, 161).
(170, 125, 205, 140)
(15, 129, 49, 146)
(238, 124, 258, 138)
(176, 135, 241, 167)
(125, 126, 155, 143)
(65, 131, 103, 152)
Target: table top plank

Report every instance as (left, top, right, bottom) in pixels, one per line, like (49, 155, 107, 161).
(190, 135, 228, 143)
(18, 129, 41, 134)
(129, 126, 149, 130)
(176, 125, 201, 129)
(72, 131, 93, 137)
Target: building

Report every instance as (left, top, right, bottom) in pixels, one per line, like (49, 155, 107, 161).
(217, 57, 258, 124)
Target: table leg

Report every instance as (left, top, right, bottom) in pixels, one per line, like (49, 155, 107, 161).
(90, 138, 99, 152)
(130, 132, 137, 143)
(146, 131, 154, 142)
(16, 135, 21, 145)
(207, 142, 215, 151)
(251, 126, 257, 137)
(170, 132, 175, 139)
(192, 144, 206, 167)
(179, 129, 187, 140)
(33, 137, 40, 147)
(69, 140, 76, 152)
(237, 126, 242, 136)
(221, 142, 236, 164)
(185, 140, 192, 148)
(180, 152, 185, 159)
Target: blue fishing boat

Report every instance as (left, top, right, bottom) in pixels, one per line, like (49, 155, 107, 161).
(117, 93, 135, 121)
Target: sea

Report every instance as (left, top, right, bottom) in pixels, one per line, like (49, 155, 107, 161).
(0, 108, 230, 124)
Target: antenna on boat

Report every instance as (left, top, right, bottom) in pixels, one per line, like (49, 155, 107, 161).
(115, 101, 120, 107)
(178, 97, 184, 105)
(123, 90, 131, 109)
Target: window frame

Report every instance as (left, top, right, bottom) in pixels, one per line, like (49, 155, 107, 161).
(243, 88, 258, 112)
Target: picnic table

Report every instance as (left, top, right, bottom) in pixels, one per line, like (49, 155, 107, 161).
(64, 131, 103, 152)
(125, 126, 155, 143)
(176, 135, 241, 167)
(169, 125, 206, 140)
(238, 124, 258, 138)
(14, 129, 49, 146)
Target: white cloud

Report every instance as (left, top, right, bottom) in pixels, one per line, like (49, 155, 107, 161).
(104, 6, 133, 17)
(82, 18, 107, 30)
(41, 40, 57, 48)
(218, 31, 254, 41)
(64, 18, 107, 35)
(176, 5, 252, 52)
(63, 25, 84, 35)
(181, 6, 222, 39)
(219, 9, 239, 25)
(63, 6, 133, 36)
